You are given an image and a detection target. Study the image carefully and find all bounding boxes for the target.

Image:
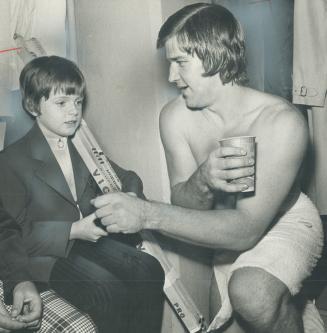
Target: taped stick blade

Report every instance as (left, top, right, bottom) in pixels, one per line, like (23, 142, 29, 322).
(14, 34, 47, 64)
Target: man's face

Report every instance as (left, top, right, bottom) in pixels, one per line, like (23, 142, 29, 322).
(37, 89, 83, 137)
(165, 36, 221, 109)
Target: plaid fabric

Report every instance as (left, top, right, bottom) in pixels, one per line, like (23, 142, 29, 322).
(0, 282, 97, 332)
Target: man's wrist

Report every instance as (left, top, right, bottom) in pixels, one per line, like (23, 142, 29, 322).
(194, 168, 214, 198)
(141, 200, 160, 231)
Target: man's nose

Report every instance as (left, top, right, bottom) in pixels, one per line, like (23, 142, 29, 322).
(168, 63, 179, 83)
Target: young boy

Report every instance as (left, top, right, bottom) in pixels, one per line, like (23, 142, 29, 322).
(0, 56, 164, 333)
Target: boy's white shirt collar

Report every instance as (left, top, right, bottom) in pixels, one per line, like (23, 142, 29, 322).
(38, 121, 68, 150)
(37, 120, 80, 207)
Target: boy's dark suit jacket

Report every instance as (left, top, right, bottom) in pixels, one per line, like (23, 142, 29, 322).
(0, 123, 144, 288)
(0, 204, 32, 292)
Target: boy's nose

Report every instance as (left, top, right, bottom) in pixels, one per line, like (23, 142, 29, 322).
(68, 103, 79, 115)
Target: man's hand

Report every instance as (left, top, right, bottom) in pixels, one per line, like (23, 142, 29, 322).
(10, 281, 42, 331)
(199, 146, 254, 192)
(92, 193, 146, 234)
(70, 213, 108, 242)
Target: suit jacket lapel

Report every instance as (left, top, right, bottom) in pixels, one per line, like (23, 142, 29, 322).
(28, 124, 76, 205)
(68, 138, 91, 201)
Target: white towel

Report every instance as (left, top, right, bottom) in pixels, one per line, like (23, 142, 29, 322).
(208, 193, 324, 332)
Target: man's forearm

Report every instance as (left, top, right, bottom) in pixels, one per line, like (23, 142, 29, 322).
(143, 200, 260, 251)
(171, 169, 215, 210)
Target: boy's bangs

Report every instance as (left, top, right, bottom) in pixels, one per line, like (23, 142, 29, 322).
(51, 80, 85, 98)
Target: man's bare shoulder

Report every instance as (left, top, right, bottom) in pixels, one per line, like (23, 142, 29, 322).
(160, 96, 192, 124)
(251, 92, 308, 154)
(159, 95, 201, 142)
(260, 96, 305, 131)
(247, 90, 306, 134)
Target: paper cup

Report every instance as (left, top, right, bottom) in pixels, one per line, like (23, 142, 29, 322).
(219, 136, 256, 192)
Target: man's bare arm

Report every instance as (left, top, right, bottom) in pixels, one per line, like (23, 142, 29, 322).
(160, 98, 254, 210)
(94, 107, 308, 251)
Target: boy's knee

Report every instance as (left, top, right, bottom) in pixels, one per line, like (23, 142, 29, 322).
(135, 251, 165, 283)
(228, 268, 289, 324)
(80, 279, 128, 315)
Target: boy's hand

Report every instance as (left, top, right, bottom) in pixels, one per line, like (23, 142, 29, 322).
(11, 281, 42, 331)
(70, 213, 108, 242)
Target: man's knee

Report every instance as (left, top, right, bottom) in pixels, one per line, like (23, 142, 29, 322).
(228, 267, 291, 324)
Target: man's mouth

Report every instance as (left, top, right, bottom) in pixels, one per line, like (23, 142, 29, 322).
(177, 85, 189, 95)
(179, 86, 189, 98)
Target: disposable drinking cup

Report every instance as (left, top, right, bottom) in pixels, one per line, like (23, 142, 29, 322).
(219, 136, 256, 192)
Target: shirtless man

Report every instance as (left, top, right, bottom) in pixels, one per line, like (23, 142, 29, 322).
(92, 3, 324, 332)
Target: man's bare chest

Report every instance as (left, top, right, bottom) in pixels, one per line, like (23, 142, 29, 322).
(186, 121, 255, 166)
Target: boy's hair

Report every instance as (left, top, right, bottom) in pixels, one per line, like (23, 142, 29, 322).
(157, 3, 247, 85)
(19, 56, 86, 115)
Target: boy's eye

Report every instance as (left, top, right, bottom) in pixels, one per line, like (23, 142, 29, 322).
(56, 101, 66, 107)
(75, 100, 83, 106)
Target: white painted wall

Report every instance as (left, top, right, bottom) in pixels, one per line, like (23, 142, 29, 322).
(75, 0, 169, 202)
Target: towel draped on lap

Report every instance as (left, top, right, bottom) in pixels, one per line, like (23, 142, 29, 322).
(208, 193, 324, 332)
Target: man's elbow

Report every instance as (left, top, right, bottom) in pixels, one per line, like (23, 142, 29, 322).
(234, 234, 261, 251)
(231, 221, 266, 251)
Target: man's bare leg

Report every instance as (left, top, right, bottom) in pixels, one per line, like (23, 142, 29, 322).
(210, 272, 245, 333)
(228, 267, 303, 333)
(221, 318, 246, 333)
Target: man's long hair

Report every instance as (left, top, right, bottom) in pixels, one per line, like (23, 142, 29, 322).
(157, 3, 248, 85)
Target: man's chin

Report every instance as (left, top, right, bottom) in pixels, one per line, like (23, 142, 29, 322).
(184, 98, 204, 111)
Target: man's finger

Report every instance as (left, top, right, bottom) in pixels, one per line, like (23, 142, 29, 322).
(220, 167, 255, 180)
(95, 206, 112, 220)
(220, 182, 249, 193)
(91, 194, 113, 208)
(215, 146, 246, 158)
(222, 157, 255, 170)
(106, 224, 120, 233)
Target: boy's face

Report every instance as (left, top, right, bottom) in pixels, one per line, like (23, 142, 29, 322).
(37, 90, 83, 137)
